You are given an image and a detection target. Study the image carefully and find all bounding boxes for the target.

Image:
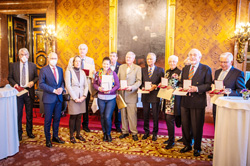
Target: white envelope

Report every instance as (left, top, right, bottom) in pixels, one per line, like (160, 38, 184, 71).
(101, 75, 113, 91)
(183, 79, 192, 90)
(215, 80, 224, 90)
(145, 81, 152, 90)
(120, 80, 127, 89)
(161, 78, 168, 86)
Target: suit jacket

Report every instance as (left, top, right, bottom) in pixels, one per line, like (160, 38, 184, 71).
(117, 64, 142, 104)
(179, 63, 212, 109)
(246, 78, 250, 89)
(65, 68, 88, 100)
(39, 65, 64, 104)
(141, 66, 164, 103)
(8, 61, 38, 100)
(214, 66, 245, 96)
(114, 62, 121, 74)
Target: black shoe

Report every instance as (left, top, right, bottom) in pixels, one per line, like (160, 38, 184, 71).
(119, 134, 129, 139)
(83, 127, 90, 132)
(103, 134, 108, 141)
(52, 137, 65, 144)
(46, 140, 52, 148)
(180, 146, 192, 153)
(165, 142, 175, 150)
(70, 137, 76, 144)
(163, 139, 169, 144)
(76, 135, 86, 142)
(28, 133, 35, 138)
(194, 149, 201, 157)
(142, 134, 149, 140)
(116, 128, 122, 132)
(132, 134, 138, 141)
(177, 137, 183, 142)
(152, 135, 157, 141)
(107, 135, 112, 142)
(208, 154, 213, 159)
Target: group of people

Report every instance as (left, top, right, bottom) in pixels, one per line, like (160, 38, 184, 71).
(8, 44, 250, 157)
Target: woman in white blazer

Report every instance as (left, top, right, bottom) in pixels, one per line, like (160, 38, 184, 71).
(65, 55, 88, 143)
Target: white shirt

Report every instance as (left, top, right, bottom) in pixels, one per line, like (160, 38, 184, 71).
(218, 66, 232, 80)
(110, 62, 117, 71)
(49, 64, 59, 84)
(20, 61, 29, 87)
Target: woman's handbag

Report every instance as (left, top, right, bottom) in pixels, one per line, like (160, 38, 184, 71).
(63, 93, 70, 101)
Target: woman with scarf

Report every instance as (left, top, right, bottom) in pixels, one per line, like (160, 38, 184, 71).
(93, 57, 120, 142)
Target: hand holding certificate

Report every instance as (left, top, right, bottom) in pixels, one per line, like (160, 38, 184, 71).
(159, 78, 168, 88)
(101, 75, 113, 91)
(145, 81, 152, 90)
(183, 80, 192, 91)
(210, 80, 225, 94)
(119, 80, 128, 90)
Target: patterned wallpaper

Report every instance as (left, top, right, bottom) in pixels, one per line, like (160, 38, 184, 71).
(56, 0, 109, 71)
(174, 0, 236, 75)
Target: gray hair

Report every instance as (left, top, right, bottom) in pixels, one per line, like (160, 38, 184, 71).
(48, 52, 58, 59)
(168, 55, 178, 62)
(18, 48, 29, 56)
(78, 44, 88, 50)
(188, 48, 202, 58)
(126, 51, 136, 58)
(147, 52, 157, 62)
(220, 52, 233, 62)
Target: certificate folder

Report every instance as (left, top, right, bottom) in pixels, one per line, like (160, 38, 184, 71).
(116, 94, 127, 109)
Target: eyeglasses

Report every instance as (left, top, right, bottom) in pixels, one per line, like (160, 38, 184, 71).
(220, 61, 229, 64)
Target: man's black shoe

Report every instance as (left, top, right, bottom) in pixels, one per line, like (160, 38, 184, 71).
(165, 142, 175, 150)
(83, 127, 90, 132)
(180, 146, 192, 153)
(107, 135, 112, 142)
(152, 135, 157, 141)
(177, 137, 183, 142)
(103, 134, 108, 141)
(46, 140, 52, 148)
(194, 149, 201, 157)
(208, 154, 213, 159)
(52, 137, 65, 144)
(132, 134, 138, 141)
(163, 139, 169, 144)
(119, 134, 129, 139)
(142, 134, 149, 140)
(28, 133, 35, 138)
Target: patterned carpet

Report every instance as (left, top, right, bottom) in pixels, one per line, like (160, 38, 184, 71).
(20, 125, 213, 161)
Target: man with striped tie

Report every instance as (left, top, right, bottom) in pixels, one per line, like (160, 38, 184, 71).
(179, 48, 212, 156)
(141, 53, 164, 141)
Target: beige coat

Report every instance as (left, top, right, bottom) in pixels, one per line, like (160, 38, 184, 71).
(117, 64, 142, 104)
(65, 68, 88, 115)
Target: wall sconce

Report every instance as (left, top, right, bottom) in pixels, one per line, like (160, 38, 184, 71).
(232, 23, 250, 63)
(42, 25, 56, 54)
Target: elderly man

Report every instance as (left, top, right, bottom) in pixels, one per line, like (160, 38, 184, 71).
(109, 52, 122, 132)
(39, 52, 65, 147)
(208, 52, 245, 159)
(141, 53, 164, 141)
(8, 48, 38, 141)
(179, 48, 212, 156)
(117, 51, 142, 141)
(67, 44, 95, 132)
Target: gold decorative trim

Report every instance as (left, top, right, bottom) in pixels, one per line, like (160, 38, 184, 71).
(109, 0, 118, 53)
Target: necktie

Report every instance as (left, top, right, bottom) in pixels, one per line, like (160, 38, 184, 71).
(218, 71, 226, 80)
(188, 66, 194, 80)
(148, 67, 152, 78)
(53, 67, 57, 83)
(21, 63, 26, 86)
(81, 59, 84, 69)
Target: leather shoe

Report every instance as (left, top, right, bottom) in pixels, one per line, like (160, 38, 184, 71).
(208, 154, 213, 159)
(116, 128, 122, 133)
(142, 134, 149, 140)
(103, 134, 108, 141)
(152, 135, 157, 141)
(177, 137, 183, 142)
(165, 142, 175, 150)
(46, 140, 52, 148)
(180, 146, 192, 153)
(132, 134, 138, 141)
(107, 135, 112, 142)
(76, 135, 86, 142)
(70, 137, 76, 144)
(194, 149, 201, 157)
(83, 127, 90, 132)
(163, 139, 169, 144)
(28, 133, 35, 138)
(119, 134, 129, 139)
(52, 137, 65, 144)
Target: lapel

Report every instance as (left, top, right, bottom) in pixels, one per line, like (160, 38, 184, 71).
(223, 67, 234, 82)
(150, 66, 157, 80)
(47, 65, 57, 84)
(192, 63, 201, 82)
(127, 64, 135, 76)
(215, 69, 222, 80)
(28, 62, 32, 81)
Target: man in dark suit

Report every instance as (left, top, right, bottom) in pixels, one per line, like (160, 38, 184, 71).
(39, 52, 65, 147)
(179, 48, 212, 157)
(109, 52, 122, 132)
(8, 48, 38, 141)
(141, 53, 164, 141)
(208, 52, 245, 159)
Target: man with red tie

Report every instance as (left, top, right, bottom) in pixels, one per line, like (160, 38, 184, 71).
(179, 48, 212, 156)
(39, 52, 65, 147)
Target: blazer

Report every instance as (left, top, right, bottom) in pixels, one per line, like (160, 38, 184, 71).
(141, 66, 164, 103)
(39, 65, 64, 104)
(8, 61, 38, 100)
(179, 63, 212, 109)
(65, 68, 88, 100)
(214, 66, 245, 96)
(117, 64, 142, 104)
(114, 62, 121, 74)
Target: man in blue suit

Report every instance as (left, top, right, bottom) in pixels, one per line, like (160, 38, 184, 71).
(109, 52, 122, 132)
(179, 48, 212, 157)
(39, 52, 65, 147)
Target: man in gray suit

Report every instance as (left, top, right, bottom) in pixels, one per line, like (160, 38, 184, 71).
(8, 48, 38, 141)
(67, 44, 95, 132)
(117, 51, 142, 141)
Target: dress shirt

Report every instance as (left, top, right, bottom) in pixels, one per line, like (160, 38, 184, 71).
(218, 66, 232, 81)
(148, 65, 155, 75)
(49, 65, 59, 84)
(110, 62, 116, 71)
(20, 61, 29, 87)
